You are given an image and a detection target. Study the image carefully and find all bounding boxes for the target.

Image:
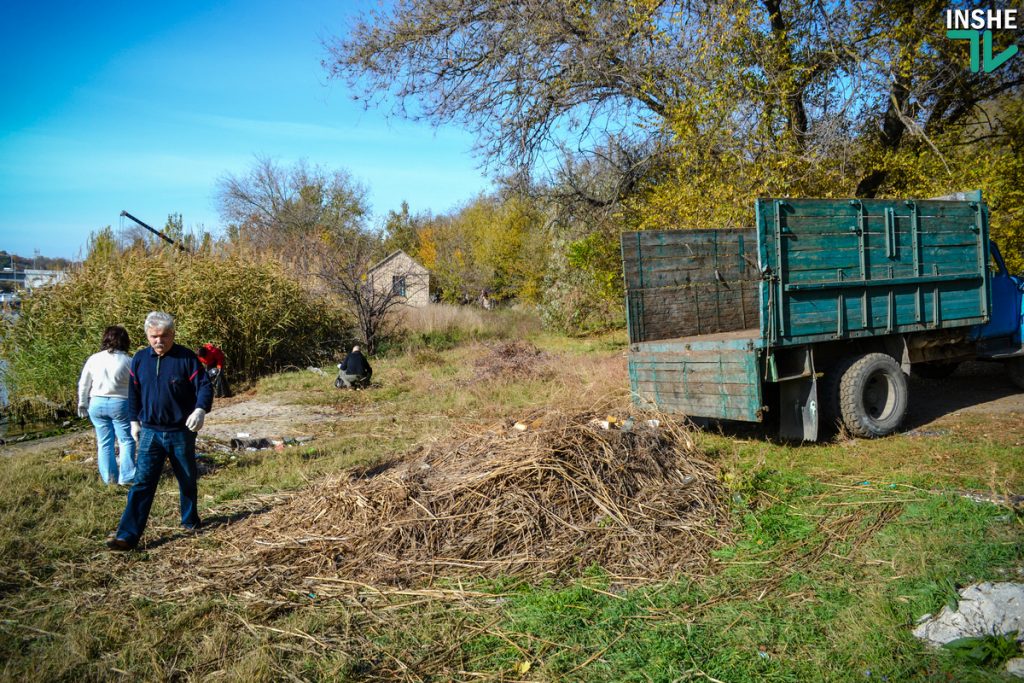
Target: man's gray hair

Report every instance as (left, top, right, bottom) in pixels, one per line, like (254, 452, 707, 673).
(144, 311, 176, 332)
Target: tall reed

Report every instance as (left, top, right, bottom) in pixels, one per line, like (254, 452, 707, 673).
(0, 247, 344, 410)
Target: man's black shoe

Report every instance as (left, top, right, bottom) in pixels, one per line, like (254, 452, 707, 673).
(106, 537, 136, 551)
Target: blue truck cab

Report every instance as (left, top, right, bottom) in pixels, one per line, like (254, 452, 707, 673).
(977, 239, 1024, 345)
(622, 192, 1024, 440)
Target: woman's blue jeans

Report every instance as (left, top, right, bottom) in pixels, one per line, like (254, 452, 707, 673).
(116, 428, 200, 544)
(87, 396, 137, 485)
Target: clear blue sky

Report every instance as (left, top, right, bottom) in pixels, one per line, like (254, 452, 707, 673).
(0, 0, 490, 259)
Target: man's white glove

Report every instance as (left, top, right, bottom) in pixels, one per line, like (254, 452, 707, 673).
(131, 421, 141, 442)
(185, 408, 206, 432)
(77, 404, 90, 419)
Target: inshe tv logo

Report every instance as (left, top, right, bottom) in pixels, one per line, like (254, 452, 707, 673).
(945, 9, 1019, 73)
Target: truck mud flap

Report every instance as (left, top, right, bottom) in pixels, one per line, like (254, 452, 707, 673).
(778, 374, 819, 442)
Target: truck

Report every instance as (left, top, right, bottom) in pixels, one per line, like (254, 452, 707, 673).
(621, 192, 1024, 441)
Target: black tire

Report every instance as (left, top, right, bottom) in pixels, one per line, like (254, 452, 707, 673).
(912, 361, 959, 379)
(835, 353, 908, 438)
(1007, 357, 1024, 391)
(821, 356, 853, 437)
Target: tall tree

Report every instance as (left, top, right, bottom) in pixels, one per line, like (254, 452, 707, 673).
(217, 156, 370, 250)
(326, 0, 1022, 199)
(216, 158, 422, 352)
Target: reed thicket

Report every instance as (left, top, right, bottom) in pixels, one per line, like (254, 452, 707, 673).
(1, 246, 344, 410)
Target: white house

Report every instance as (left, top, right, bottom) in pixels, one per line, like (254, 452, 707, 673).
(368, 250, 430, 308)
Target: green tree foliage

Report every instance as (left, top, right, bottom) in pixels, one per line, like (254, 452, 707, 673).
(329, 0, 1024, 333)
(415, 216, 469, 302)
(0, 251, 74, 271)
(0, 241, 342, 410)
(412, 193, 550, 303)
(327, 0, 1021, 200)
(163, 212, 184, 243)
(381, 201, 422, 256)
(540, 166, 628, 333)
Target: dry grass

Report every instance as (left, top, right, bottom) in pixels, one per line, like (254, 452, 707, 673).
(395, 303, 489, 337)
(395, 303, 544, 342)
(130, 410, 729, 603)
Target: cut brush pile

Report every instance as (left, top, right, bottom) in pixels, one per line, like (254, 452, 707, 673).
(141, 411, 730, 601)
(470, 340, 551, 382)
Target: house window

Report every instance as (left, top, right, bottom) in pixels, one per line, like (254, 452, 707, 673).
(392, 275, 407, 297)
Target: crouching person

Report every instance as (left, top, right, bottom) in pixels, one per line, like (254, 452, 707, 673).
(197, 343, 231, 398)
(336, 344, 372, 389)
(107, 311, 213, 551)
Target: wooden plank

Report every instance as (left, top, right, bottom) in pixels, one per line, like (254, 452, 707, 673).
(759, 198, 977, 219)
(632, 380, 759, 403)
(631, 387, 760, 413)
(630, 368, 757, 385)
(782, 231, 975, 255)
(781, 258, 980, 284)
(780, 243, 980, 266)
(631, 396, 758, 421)
(628, 353, 751, 368)
(780, 285, 985, 338)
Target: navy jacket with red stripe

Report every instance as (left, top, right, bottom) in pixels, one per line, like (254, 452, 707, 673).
(128, 344, 213, 431)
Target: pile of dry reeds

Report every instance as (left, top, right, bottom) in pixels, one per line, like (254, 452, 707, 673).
(142, 411, 729, 601)
(470, 340, 550, 382)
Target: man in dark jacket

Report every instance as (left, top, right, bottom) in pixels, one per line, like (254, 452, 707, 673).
(336, 344, 373, 389)
(107, 311, 213, 550)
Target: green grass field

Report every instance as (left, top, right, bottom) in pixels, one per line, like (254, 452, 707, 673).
(1, 332, 1021, 681)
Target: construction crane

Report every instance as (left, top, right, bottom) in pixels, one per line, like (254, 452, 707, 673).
(119, 211, 189, 252)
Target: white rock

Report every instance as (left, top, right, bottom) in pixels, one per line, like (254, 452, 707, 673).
(1007, 657, 1024, 678)
(912, 582, 1024, 647)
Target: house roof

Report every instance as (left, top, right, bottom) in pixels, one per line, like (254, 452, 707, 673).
(368, 249, 428, 274)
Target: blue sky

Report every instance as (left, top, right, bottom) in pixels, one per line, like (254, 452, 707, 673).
(0, 0, 490, 259)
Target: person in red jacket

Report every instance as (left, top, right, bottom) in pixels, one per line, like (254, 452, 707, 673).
(196, 343, 232, 398)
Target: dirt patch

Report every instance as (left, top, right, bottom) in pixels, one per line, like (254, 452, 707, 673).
(200, 392, 349, 442)
(136, 411, 729, 598)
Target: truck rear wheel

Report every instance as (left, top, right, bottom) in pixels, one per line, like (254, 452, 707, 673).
(1007, 358, 1024, 391)
(834, 353, 908, 438)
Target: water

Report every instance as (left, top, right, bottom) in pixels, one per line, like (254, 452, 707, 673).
(0, 359, 64, 443)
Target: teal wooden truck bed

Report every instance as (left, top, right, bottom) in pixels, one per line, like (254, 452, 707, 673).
(621, 195, 1015, 440)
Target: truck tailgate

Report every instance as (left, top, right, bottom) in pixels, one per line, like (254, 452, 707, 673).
(629, 330, 764, 422)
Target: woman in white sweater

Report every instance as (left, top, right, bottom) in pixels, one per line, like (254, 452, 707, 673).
(77, 326, 136, 485)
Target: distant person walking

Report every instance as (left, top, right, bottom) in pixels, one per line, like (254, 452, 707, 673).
(107, 312, 212, 551)
(336, 344, 373, 389)
(197, 343, 231, 398)
(77, 326, 136, 485)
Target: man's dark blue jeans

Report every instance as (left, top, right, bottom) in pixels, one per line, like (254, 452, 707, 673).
(115, 428, 200, 544)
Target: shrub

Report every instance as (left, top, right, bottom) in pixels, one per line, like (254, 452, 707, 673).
(0, 247, 344, 410)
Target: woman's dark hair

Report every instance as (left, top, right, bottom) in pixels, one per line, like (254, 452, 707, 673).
(101, 326, 130, 353)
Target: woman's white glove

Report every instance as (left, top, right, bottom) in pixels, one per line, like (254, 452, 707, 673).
(131, 421, 141, 442)
(77, 404, 90, 418)
(185, 408, 206, 432)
